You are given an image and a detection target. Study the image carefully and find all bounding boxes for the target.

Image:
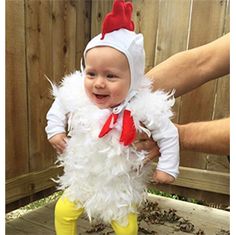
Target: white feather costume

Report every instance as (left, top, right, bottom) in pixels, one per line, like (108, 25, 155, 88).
(46, 70, 179, 225)
(46, 27, 179, 226)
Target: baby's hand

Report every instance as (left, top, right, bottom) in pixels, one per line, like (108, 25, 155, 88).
(49, 133, 68, 154)
(153, 170, 175, 184)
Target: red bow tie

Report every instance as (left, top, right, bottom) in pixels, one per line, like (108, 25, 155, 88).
(98, 109, 136, 146)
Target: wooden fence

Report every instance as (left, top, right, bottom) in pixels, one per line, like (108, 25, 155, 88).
(6, 0, 230, 212)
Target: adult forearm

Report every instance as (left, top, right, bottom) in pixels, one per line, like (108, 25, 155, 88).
(146, 51, 203, 97)
(177, 118, 230, 155)
(146, 33, 230, 97)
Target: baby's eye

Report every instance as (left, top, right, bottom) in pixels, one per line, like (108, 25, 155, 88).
(86, 71, 96, 77)
(107, 74, 117, 79)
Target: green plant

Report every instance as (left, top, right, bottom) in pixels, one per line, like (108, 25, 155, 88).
(6, 191, 63, 221)
(147, 188, 204, 205)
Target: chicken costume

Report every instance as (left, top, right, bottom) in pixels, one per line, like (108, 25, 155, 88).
(45, 0, 179, 234)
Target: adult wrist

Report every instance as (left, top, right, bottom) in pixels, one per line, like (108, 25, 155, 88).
(175, 123, 189, 151)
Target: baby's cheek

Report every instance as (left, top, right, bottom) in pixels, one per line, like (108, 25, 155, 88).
(84, 80, 90, 93)
(116, 88, 128, 100)
(84, 83, 92, 98)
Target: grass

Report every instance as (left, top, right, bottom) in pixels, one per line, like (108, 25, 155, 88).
(6, 191, 63, 222)
(147, 188, 204, 205)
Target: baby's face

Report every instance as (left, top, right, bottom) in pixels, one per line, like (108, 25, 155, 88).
(84, 46, 131, 109)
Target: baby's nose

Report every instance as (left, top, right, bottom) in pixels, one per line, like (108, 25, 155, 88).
(94, 76, 106, 88)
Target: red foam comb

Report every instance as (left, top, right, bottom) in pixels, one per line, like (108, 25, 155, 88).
(101, 0, 134, 40)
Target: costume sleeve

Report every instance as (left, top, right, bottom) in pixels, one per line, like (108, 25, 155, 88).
(144, 118, 179, 178)
(45, 98, 68, 139)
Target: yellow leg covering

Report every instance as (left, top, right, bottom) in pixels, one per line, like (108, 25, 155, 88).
(111, 213, 138, 235)
(55, 197, 84, 235)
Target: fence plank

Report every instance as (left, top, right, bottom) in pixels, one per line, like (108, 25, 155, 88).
(75, 0, 92, 68)
(52, 0, 77, 82)
(179, 0, 228, 169)
(206, 0, 230, 173)
(52, 1, 65, 81)
(91, 0, 113, 37)
(173, 167, 229, 195)
(6, 188, 56, 213)
(6, 0, 29, 179)
(26, 0, 56, 172)
(153, 0, 192, 124)
(224, 0, 230, 34)
(63, 0, 77, 73)
(132, 0, 159, 73)
(153, 0, 191, 66)
(6, 166, 62, 204)
(150, 165, 229, 195)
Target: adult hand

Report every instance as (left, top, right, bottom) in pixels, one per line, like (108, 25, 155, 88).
(133, 130, 160, 165)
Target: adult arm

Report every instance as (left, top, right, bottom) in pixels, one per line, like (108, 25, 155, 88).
(137, 34, 230, 157)
(177, 117, 230, 155)
(146, 33, 230, 97)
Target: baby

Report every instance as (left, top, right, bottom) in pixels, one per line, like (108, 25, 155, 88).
(45, 1, 179, 234)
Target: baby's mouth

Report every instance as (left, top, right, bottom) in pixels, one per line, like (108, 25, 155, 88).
(94, 93, 109, 99)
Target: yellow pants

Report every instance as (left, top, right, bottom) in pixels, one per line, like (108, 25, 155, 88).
(55, 197, 138, 235)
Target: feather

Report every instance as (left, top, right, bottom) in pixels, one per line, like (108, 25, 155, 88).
(44, 74, 59, 98)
